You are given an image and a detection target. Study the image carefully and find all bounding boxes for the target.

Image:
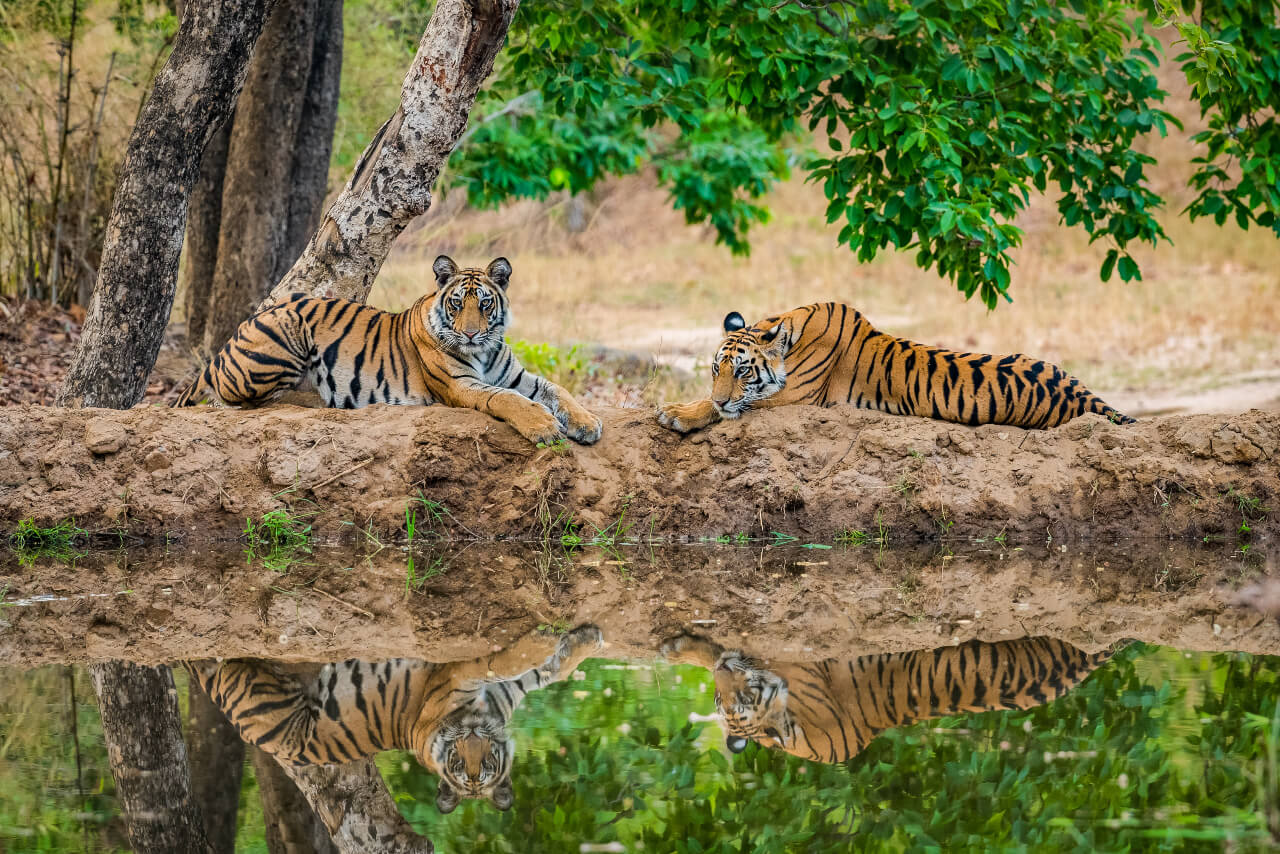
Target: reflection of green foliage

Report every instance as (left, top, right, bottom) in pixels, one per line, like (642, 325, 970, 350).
(6, 518, 87, 567)
(243, 508, 314, 573)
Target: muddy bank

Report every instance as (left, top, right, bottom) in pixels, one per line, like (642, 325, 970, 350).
(0, 404, 1276, 544)
(1, 543, 1276, 668)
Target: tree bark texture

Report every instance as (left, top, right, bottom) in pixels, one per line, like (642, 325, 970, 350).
(264, 0, 521, 308)
(90, 661, 213, 854)
(186, 680, 247, 854)
(183, 116, 232, 350)
(200, 0, 321, 353)
(54, 0, 276, 408)
(252, 749, 340, 854)
(282, 761, 434, 854)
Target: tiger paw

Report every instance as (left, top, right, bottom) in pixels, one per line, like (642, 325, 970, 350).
(659, 632, 722, 666)
(512, 404, 565, 447)
(562, 407, 603, 445)
(656, 401, 717, 434)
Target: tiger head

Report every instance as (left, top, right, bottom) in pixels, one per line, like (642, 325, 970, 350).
(711, 650, 798, 754)
(426, 255, 513, 357)
(419, 706, 515, 813)
(709, 311, 791, 418)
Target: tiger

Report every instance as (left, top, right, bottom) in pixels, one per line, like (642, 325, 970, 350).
(660, 632, 1130, 764)
(174, 256, 603, 447)
(184, 624, 604, 812)
(657, 302, 1133, 433)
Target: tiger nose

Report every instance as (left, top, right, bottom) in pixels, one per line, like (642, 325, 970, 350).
(464, 329, 481, 341)
(712, 394, 731, 407)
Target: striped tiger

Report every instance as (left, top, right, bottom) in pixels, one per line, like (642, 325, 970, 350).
(184, 624, 604, 812)
(657, 302, 1133, 433)
(174, 256, 603, 447)
(660, 633, 1130, 764)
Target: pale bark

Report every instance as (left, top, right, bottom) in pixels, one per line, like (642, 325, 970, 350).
(251, 749, 339, 854)
(55, 0, 276, 408)
(263, 0, 520, 307)
(282, 761, 434, 854)
(90, 662, 213, 854)
(201, 0, 320, 352)
(186, 680, 246, 854)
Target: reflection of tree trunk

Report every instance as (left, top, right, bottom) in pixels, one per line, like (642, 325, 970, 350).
(90, 662, 213, 854)
(282, 761, 434, 854)
(183, 117, 231, 351)
(186, 680, 245, 854)
(55, 0, 276, 408)
(201, 0, 320, 353)
(264, 0, 521, 308)
(252, 749, 338, 854)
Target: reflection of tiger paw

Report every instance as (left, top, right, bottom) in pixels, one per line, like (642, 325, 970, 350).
(656, 400, 718, 434)
(659, 632, 724, 667)
(546, 623, 604, 673)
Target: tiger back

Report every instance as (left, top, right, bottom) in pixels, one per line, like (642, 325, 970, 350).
(657, 302, 1134, 433)
(174, 256, 602, 447)
(660, 633, 1130, 764)
(185, 624, 604, 812)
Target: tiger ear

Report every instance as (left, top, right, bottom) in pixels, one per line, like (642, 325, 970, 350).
(726, 735, 749, 754)
(723, 311, 746, 333)
(490, 779, 514, 811)
(486, 257, 512, 290)
(435, 779, 461, 814)
(433, 255, 458, 287)
(759, 322, 783, 344)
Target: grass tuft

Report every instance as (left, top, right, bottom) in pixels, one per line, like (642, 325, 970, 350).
(244, 507, 315, 572)
(6, 518, 87, 566)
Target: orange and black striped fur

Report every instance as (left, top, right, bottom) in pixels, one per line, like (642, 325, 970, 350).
(661, 633, 1129, 764)
(184, 625, 603, 812)
(174, 256, 602, 446)
(657, 302, 1133, 433)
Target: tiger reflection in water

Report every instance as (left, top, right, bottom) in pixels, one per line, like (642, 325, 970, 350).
(185, 624, 603, 812)
(660, 633, 1130, 763)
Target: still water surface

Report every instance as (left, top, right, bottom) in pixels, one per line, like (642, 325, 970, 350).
(1, 544, 1278, 852)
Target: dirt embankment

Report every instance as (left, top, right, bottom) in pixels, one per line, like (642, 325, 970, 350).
(1, 543, 1276, 668)
(1, 404, 1276, 544)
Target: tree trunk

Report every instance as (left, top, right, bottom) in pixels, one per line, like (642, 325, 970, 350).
(186, 680, 246, 854)
(264, 0, 521, 307)
(183, 116, 232, 351)
(55, 0, 276, 408)
(282, 761, 434, 854)
(282, 0, 344, 284)
(90, 662, 213, 854)
(201, 0, 320, 353)
(252, 749, 339, 854)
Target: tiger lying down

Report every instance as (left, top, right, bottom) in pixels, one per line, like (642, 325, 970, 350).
(658, 302, 1134, 433)
(185, 624, 604, 812)
(661, 632, 1129, 763)
(175, 256, 602, 447)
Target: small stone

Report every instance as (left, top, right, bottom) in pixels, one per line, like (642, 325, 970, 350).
(84, 418, 127, 454)
(144, 449, 171, 472)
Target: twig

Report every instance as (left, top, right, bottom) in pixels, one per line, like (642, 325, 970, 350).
(310, 586, 374, 619)
(308, 457, 374, 490)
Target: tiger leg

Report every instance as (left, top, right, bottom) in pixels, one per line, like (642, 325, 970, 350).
(448, 625, 604, 683)
(659, 632, 725, 667)
(509, 371, 603, 444)
(201, 306, 315, 407)
(656, 399, 721, 434)
(446, 381, 564, 446)
(182, 660, 318, 762)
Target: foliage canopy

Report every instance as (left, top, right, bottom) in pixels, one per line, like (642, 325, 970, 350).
(447, 0, 1280, 308)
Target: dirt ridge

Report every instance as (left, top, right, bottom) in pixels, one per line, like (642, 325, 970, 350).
(0, 404, 1276, 544)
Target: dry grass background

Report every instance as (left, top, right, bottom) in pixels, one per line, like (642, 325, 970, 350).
(367, 55, 1280, 415)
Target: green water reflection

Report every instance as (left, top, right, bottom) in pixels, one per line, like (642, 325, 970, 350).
(2, 645, 1278, 853)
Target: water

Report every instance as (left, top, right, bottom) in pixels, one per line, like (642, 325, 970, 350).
(1, 544, 1277, 852)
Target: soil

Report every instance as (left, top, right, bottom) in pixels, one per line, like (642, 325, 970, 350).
(1, 542, 1275, 669)
(0, 404, 1276, 546)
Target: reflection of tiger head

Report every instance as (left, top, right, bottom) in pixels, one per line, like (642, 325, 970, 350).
(710, 650, 799, 754)
(708, 311, 792, 418)
(420, 707, 515, 813)
(425, 255, 513, 358)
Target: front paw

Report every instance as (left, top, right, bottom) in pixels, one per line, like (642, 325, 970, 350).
(565, 409, 603, 445)
(514, 404, 565, 447)
(657, 402, 711, 434)
(659, 632, 720, 664)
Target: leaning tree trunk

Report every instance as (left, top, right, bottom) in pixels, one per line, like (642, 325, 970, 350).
(55, 0, 276, 408)
(263, 0, 520, 307)
(186, 681, 246, 854)
(91, 662, 213, 854)
(200, 0, 321, 353)
(252, 749, 339, 854)
(183, 116, 231, 350)
(281, 761, 434, 854)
